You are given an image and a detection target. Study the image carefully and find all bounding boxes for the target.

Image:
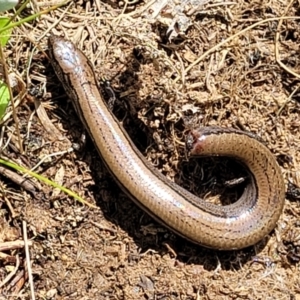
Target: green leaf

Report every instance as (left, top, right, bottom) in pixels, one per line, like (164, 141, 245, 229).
(0, 158, 97, 208)
(0, 0, 18, 12)
(0, 80, 10, 120)
(0, 17, 12, 46)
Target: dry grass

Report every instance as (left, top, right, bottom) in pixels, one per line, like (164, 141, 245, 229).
(0, 0, 300, 299)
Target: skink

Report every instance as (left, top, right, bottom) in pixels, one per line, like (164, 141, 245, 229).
(48, 35, 285, 250)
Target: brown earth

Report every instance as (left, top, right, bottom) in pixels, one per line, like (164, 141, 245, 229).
(0, 0, 300, 299)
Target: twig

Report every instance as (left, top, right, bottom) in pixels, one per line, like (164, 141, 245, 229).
(0, 44, 23, 153)
(0, 240, 32, 251)
(23, 221, 35, 300)
(0, 255, 20, 288)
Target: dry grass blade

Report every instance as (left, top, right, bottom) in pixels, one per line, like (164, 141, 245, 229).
(22, 221, 35, 300)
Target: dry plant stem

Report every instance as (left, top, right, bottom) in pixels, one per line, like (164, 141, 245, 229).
(9, 269, 26, 292)
(33, 0, 70, 7)
(0, 125, 4, 149)
(174, 51, 186, 85)
(0, 166, 37, 194)
(29, 148, 73, 173)
(36, 1, 73, 41)
(274, 1, 300, 79)
(33, 97, 63, 140)
(0, 255, 20, 288)
(4, 194, 17, 218)
(190, 1, 235, 14)
(175, 16, 300, 84)
(13, 272, 28, 294)
(23, 221, 35, 300)
(162, 242, 177, 258)
(126, 0, 157, 17)
(112, 0, 129, 27)
(0, 252, 9, 259)
(0, 74, 26, 126)
(0, 240, 32, 251)
(90, 221, 118, 233)
(0, 157, 97, 208)
(277, 86, 299, 116)
(22, 2, 73, 79)
(0, 45, 23, 153)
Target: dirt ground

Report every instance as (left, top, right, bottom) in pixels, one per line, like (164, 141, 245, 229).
(1, 0, 300, 299)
